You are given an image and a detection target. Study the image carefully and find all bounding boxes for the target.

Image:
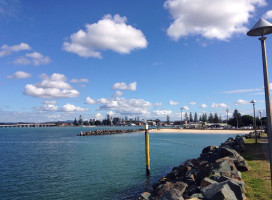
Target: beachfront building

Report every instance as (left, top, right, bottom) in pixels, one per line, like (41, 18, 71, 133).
(112, 117, 121, 125)
(203, 122, 228, 129)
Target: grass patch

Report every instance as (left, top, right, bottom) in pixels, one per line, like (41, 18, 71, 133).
(242, 136, 272, 200)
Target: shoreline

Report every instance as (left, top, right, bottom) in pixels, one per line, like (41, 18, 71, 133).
(138, 133, 251, 199)
(149, 128, 253, 134)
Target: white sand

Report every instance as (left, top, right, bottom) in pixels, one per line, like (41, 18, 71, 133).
(149, 128, 252, 134)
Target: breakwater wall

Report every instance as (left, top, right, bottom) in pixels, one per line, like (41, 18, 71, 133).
(138, 134, 251, 200)
(77, 129, 145, 136)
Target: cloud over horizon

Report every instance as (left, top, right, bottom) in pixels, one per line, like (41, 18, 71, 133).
(24, 73, 80, 99)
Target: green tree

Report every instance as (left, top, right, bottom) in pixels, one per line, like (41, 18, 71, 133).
(78, 115, 83, 126)
(208, 113, 214, 123)
(214, 113, 219, 123)
(189, 112, 193, 122)
(194, 112, 198, 122)
(228, 109, 242, 128)
(201, 113, 207, 122)
(94, 120, 101, 126)
(83, 120, 89, 126)
(73, 118, 78, 126)
(241, 115, 251, 127)
(184, 112, 189, 121)
(199, 115, 202, 122)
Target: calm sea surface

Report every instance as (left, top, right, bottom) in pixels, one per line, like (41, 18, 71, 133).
(0, 127, 239, 200)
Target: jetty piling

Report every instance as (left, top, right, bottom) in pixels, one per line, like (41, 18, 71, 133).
(145, 123, 150, 176)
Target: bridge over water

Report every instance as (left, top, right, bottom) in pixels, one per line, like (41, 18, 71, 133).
(0, 123, 56, 128)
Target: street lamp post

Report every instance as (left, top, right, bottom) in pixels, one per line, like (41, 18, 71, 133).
(247, 18, 272, 189)
(251, 100, 257, 143)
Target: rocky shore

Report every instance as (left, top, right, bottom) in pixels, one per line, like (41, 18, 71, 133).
(138, 134, 251, 200)
(77, 129, 145, 136)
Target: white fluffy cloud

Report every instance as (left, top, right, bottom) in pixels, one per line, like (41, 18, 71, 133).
(112, 81, 137, 91)
(25, 52, 51, 66)
(189, 102, 196, 105)
(153, 110, 172, 116)
(43, 100, 57, 104)
(95, 113, 103, 120)
(153, 103, 163, 107)
(24, 73, 80, 99)
(0, 43, 31, 57)
(7, 71, 31, 79)
(211, 102, 228, 108)
(235, 99, 250, 105)
(181, 106, 189, 110)
(70, 78, 89, 83)
(13, 57, 32, 65)
(169, 100, 179, 105)
(13, 51, 51, 66)
(113, 91, 123, 97)
(164, 0, 266, 41)
(62, 103, 88, 112)
(263, 10, 272, 19)
(107, 111, 115, 116)
(93, 96, 152, 115)
(85, 97, 96, 104)
(63, 14, 148, 58)
(200, 104, 207, 108)
(36, 73, 71, 89)
(35, 101, 88, 113)
(35, 102, 58, 111)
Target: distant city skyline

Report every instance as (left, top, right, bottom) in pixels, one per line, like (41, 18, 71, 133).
(1, 0, 272, 122)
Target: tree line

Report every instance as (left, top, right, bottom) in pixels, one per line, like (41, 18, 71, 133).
(171, 109, 265, 127)
(227, 109, 265, 128)
(73, 115, 112, 126)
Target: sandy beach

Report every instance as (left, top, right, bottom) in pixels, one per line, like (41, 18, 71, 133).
(149, 128, 253, 134)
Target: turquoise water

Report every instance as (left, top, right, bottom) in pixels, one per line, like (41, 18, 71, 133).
(0, 127, 238, 200)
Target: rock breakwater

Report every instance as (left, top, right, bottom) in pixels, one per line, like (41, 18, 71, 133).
(77, 129, 145, 136)
(139, 135, 250, 200)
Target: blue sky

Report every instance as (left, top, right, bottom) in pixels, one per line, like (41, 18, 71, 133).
(1, 0, 272, 122)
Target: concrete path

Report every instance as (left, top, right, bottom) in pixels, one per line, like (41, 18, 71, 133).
(260, 134, 269, 161)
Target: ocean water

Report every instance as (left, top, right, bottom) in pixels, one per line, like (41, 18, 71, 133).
(0, 127, 239, 200)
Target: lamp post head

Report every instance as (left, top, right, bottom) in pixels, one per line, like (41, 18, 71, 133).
(247, 18, 272, 37)
(250, 99, 257, 104)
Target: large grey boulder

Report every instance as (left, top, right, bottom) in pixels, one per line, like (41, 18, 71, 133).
(158, 189, 184, 200)
(153, 181, 187, 197)
(201, 180, 243, 200)
(210, 158, 237, 178)
(219, 148, 250, 172)
(200, 177, 218, 188)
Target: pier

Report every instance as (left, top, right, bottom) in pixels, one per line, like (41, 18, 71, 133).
(0, 123, 56, 128)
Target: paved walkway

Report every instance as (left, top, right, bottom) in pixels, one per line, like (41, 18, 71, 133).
(260, 134, 269, 161)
